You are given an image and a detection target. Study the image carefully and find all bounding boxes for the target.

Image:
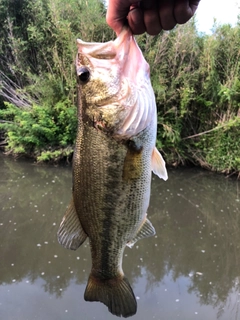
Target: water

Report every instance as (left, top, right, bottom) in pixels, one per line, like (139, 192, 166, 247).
(0, 153, 239, 320)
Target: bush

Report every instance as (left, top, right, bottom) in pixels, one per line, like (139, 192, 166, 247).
(137, 20, 240, 174)
(0, 0, 112, 162)
(193, 117, 240, 173)
(0, 101, 77, 162)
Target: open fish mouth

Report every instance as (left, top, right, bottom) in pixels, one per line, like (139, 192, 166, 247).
(77, 27, 133, 61)
(76, 27, 150, 85)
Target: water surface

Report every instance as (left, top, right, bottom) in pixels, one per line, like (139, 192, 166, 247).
(0, 154, 239, 320)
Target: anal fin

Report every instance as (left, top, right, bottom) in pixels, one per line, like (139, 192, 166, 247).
(127, 217, 155, 248)
(151, 147, 168, 180)
(57, 197, 87, 250)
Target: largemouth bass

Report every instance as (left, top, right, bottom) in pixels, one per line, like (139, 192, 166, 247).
(57, 27, 168, 318)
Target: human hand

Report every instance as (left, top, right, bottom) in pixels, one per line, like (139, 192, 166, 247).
(106, 0, 201, 35)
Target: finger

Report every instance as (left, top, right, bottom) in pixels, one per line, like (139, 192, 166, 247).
(141, 0, 162, 35)
(128, 8, 146, 35)
(106, 0, 141, 35)
(174, 0, 201, 24)
(158, 0, 177, 30)
(144, 9, 162, 35)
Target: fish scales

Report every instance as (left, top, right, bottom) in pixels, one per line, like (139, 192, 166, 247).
(74, 121, 152, 271)
(58, 27, 168, 318)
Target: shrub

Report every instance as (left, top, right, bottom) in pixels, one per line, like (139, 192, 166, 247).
(0, 101, 77, 161)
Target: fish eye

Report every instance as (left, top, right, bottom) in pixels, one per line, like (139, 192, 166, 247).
(77, 67, 90, 83)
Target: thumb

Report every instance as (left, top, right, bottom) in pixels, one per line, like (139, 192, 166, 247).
(106, 0, 141, 35)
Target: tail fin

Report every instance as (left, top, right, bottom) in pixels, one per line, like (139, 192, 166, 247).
(84, 273, 137, 318)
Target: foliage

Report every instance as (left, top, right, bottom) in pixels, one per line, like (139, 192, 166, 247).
(0, 0, 239, 175)
(194, 117, 240, 173)
(137, 20, 240, 174)
(0, 101, 77, 162)
(0, 0, 113, 161)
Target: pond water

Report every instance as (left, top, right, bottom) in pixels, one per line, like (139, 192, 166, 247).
(0, 153, 239, 320)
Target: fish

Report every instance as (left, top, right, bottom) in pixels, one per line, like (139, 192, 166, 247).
(57, 27, 168, 318)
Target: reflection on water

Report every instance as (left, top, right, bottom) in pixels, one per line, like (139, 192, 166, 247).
(0, 153, 239, 320)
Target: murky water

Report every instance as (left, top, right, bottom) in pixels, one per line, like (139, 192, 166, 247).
(0, 153, 239, 320)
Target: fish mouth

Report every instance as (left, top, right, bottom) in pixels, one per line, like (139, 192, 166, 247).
(76, 26, 149, 91)
(76, 27, 135, 64)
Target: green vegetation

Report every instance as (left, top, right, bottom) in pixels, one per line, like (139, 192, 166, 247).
(0, 0, 239, 174)
(137, 21, 240, 174)
(0, 0, 114, 161)
(0, 101, 77, 161)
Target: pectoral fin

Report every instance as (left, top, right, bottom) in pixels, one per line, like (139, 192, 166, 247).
(127, 217, 155, 248)
(57, 197, 87, 250)
(151, 147, 168, 181)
